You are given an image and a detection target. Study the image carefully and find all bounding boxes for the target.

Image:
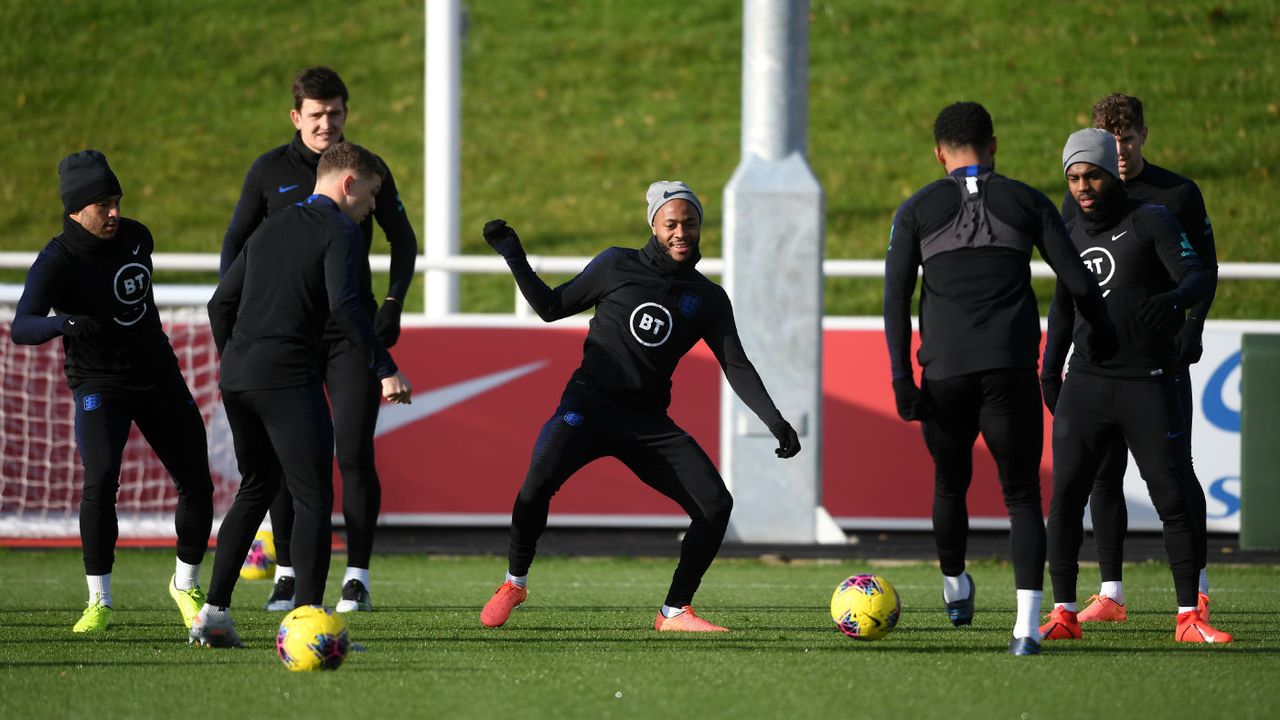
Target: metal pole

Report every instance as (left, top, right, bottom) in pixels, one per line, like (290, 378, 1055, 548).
(425, 0, 462, 317)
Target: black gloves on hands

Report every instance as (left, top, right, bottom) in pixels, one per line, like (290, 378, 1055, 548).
(1137, 291, 1183, 331)
(483, 219, 525, 259)
(769, 419, 801, 459)
(1040, 374, 1063, 415)
(375, 300, 403, 348)
(61, 315, 103, 339)
(1175, 316, 1205, 365)
(892, 377, 931, 422)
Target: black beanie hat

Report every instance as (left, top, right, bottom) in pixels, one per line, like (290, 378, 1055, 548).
(59, 150, 122, 214)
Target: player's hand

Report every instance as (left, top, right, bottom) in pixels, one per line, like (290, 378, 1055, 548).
(375, 299, 402, 348)
(1137, 291, 1182, 331)
(1087, 321, 1118, 363)
(769, 419, 801, 459)
(381, 371, 413, 404)
(1175, 316, 1205, 365)
(1040, 374, 1063, 415)
(483, 219, 525, 258)
(891, 377, 931, 422)
(61, 315, 103, 339)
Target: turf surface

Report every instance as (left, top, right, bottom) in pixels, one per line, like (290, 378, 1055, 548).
(2, 549, 1277, 718)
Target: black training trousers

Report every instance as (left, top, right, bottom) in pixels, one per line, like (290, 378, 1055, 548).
(508, 392, 732, 608)
(74, 369, 214, 576)
(920, 368, 1046, 590)
(209, 384, 334, 607)
(1087, 367, 1206, 581)
(1048, 371, 1201, 608)
(269, 336, 383, 570)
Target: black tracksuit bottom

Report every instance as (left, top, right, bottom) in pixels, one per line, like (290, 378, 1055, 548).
(74, 369, 213, 576)
(1087, 367, 1206, 581)
(1048, 370, 1202, 608)
(508, 390, 733, 608)
(269, 336, 382, 570)
(920, 368, 1046, 590)
(209, 383, 334, 607)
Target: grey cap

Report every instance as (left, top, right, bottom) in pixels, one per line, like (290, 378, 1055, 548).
(646, 181, 703, 225)
(1062, 127, 1119, 178)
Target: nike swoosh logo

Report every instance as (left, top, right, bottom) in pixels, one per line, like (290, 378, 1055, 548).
(1166, 430, 1185, 440)
(1111, 231, 1127, 241)
(132, 244, 141, 255)
(67, 319, 76, 325)
(278, 184, 299, 193)
(662, 190, 686, 199)
(374, 360, 548, 437)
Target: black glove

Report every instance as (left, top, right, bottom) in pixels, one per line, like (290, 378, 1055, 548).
(483, 219, 525, 259)
(1040, 374, 1063, 415)
(769, 419, 801, 459)
(375, 299, 403, 348)
(1175, 316, 1205, 365)
(891, 377, 931, 422)
(61, 315, 103, 339)
(1137, 291, 1182, 330)
(1087, 321, 1118, 363)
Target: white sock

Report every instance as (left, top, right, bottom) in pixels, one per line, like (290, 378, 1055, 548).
(174, 559, 201, 591)
(1178, 605, 1197, 614)
(274, 565, 295, 582)
(505, 572, 527, 588)
(1013, 589, 1043, 640)
(661, 604, 686, 619)
(87, 574, 112, 608)
(343, 567, 371, 590)
(1100, 580, 1124, 605)
(200, 602, 230, 617)
(1198, 567, 1209, 595)
(1054, 601, 1078, 613)
(942, 573, 970, 603)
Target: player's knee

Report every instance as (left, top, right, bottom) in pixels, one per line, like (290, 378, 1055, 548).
(700, 491, 733, 525)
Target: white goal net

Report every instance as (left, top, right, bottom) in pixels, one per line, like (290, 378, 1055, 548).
(0, 303, 239, 538)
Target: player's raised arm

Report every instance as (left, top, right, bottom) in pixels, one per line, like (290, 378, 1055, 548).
(482, 218, 611, 321)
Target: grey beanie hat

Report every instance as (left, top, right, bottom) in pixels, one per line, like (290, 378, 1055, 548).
(646, 181, 703, 225)
(1062, 128, 1119, 179)
(59, 150, 122, 213)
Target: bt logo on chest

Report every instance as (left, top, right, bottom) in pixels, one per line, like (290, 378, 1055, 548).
(630, 302, 673, 347)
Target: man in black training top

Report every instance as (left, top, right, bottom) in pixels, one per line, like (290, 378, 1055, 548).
(11, 150, 214, 635)
(221, 66, 417, 613)
(1048, 93, 1219, 625)
(193, 143, 412, 647)
(883, 102, 1115, 656)
(478, 181, 801, 633)
(1038, 128, 1231, 645)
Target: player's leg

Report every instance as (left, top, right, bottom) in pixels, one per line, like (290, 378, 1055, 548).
(323, 337, 383, 612)
(260, 383, 336, 608)
(975, 368, 1045, 648)
(194, 389, 278, 648)
(618, 415, 731, 632)
(1081, 434, 1129, 620)
(482, 400, 602, 627)
(71, 384, 132, 632)
(1043, 371, 1111, 641)
(132, 368, 214, 628)
(919, 374, 980, 626)
(1118, 377, 1229, 642)
(264, 485, 297, 609)
(1174, 367, 1211, 618)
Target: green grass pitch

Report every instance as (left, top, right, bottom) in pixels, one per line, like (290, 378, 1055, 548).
(2, 549, 1277, 718)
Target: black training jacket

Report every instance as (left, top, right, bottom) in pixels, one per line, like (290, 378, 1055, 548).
(220, 132, 417, 323)
(884, 165, 1110, 381)
(12, 217, 179, 388)
(498, 235, 784, 425)
(209, 195, 396, 392)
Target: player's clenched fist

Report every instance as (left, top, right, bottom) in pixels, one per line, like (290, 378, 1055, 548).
(381, 371, 413, 404)
(483, 219, 524, 259)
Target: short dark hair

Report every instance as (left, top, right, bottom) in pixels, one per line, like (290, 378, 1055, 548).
(933, 102, 994, 149)
(292, 66, 349, 110)
(317, 142, 384, 179)
(1092, 93, 1145, 135)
